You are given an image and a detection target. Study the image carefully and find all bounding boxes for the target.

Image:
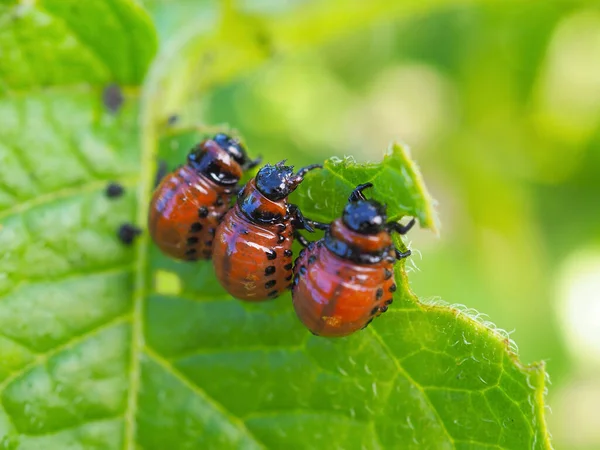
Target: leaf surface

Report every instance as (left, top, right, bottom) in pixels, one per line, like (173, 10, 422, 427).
(0, 1, 551, 449)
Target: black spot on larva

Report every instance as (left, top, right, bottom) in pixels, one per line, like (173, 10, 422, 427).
(265, 280, 276, 289)
(384, 268, 393, 280)
(389, 284, 397, 293)
(380, 305, 389, 313)
(265, 266, 276, 276)
(190, 222, 203, 233)
(299, 266, 307, 275)
(105, 182, 124, 198)
(214, 197, 224, 206)
(376, 288, 384, 300)
(277, 234, 285, 243)
(266, 249, 277, 260)
(285, 274, 292, 281)
(277, 223, 286, 231)
(308, 255, 317, 265)
(284, 263, 293, 271)
(202, 249, 212, 258)
(205, 240, 213, 246)
(198, 207, 209, 218)
(187, 236, 199, 245)
(362, 318, 373, 329)
(117, 223, 141, 245)
(293, 274, 300, 285)
(208, 228, 216, 235)
(268, 290, 279, 297)
(103, 84, 124, 113)
(385, 299, 393, 306)
(185, 248, 197, 256)
(310, 330, 320, 336)
(371, 306, 379, 316)
(284, 249, 293, 257)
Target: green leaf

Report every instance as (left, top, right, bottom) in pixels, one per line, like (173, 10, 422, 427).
(0, 1, 551, 450)
(291, 144, 439, 232)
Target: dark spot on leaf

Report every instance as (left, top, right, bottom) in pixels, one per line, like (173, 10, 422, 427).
(105, 182, 124, 198)
(103, 84, 124, 113)
(117, 223, 141, 245)
(168, 114, 179, 125)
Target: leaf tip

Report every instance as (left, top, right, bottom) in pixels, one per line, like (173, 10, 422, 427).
(386, 141, 440, 236)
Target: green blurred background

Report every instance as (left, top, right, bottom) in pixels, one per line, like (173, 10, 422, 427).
(146, 1, 600, 448)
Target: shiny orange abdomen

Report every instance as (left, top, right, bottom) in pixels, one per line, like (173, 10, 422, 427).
(148, 165, 233, 261)
(212, 206, 295, 301)
(291, 220, 396, 337)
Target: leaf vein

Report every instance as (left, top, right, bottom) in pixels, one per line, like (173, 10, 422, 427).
(0, 176, 138, 221)
(369, 327, 456, 448)
(144, 346, 267, 449)
(0, 314, 130, 392)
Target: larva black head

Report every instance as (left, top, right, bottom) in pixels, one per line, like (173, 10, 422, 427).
(343, 199, 387, 235)
(212, 133, 252, 168)
(187, 135, 245, 186)
(343, 183, 387, 235)
(255, 161, 304, 201)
